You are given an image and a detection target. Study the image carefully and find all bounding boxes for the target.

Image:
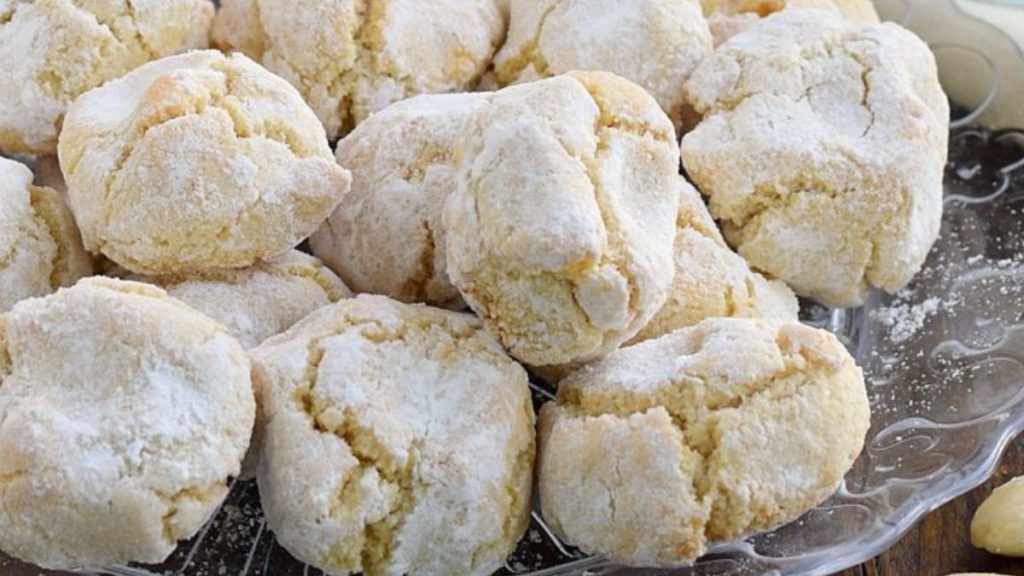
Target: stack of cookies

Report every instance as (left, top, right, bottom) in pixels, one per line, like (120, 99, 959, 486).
(0, 0, 949, 574)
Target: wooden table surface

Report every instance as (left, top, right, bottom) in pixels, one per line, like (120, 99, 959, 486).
(837, 434, 1024, 576)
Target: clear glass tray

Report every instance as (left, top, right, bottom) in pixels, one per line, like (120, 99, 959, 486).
(4, 1, 1024, 574)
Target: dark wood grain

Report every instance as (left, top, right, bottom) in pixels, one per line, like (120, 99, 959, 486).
(837, 435, 1024, 576)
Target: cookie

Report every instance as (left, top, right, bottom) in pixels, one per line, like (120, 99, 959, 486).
(251, 295, 534, 576)
(538, 318, 870, 565)
(186, 0, 216, 50)
(445, 71, 679, 368)
(491, 0, 712, 127)
(58, 50, 351, 275)
(0, 277, 255, 569)
(681, 10, 948, 307)
(311, 93, 489, 309)
(124, 250, 352, 349)
(631, 177, 798, 344)
(0, 157, 91, 313)
(212, 0, 506, 139)
(33, 155, 126, 275)
(971, 476, 1024, 557)
(701, 0, 878, 45)
(0, 0, 214, 155)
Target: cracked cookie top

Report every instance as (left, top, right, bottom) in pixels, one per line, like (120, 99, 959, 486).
(629, 177, 798, 345)
(0, 277, 255, 569)
(212, 0, 506, 140)
(0, 0, 213, 155)
(681, 10, 949, 307)
(538, 317, 870, 566)
(444, 71, 680, 368)
(311, 93, 489, 310)
(250, 294, 535, 576)
(0, 157, 92, 313)
(58, 50, 352, 275)
(123, 250, 352, 349)
(491, 0, 712, 128)
(700, 0, 878, 45)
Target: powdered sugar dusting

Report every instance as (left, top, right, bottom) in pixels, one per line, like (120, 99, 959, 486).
(872, 295, 942, 343)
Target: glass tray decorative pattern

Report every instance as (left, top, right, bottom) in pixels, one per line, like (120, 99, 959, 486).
(4, 0, 1024, 574)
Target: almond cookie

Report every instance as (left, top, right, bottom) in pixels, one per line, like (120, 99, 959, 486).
(212, 0, 505, 140)
(681, 10, 948, 307)
(311, 93, 488, 309)
(0, 157, 91, 313)
(445, 71, 679, 368)
(251, 295, 534, 576)
(0, 277, 255, 569)
(58, 50, 351, 275)
(631, 177, 798, 344)
(971, 476, 1024, 557)
(701, 0, 878, 45)
(186, 0, 216, 50)
(124, 251, 352, 349)
(538, 318, 870, 566)
(0, 0, 214, 155)
(491, 0, 712, 127)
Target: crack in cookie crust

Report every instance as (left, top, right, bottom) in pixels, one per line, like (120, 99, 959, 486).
(288, 330, 420, 574)
(491, 0, 563, 84)
(0, 317, 9, 382)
